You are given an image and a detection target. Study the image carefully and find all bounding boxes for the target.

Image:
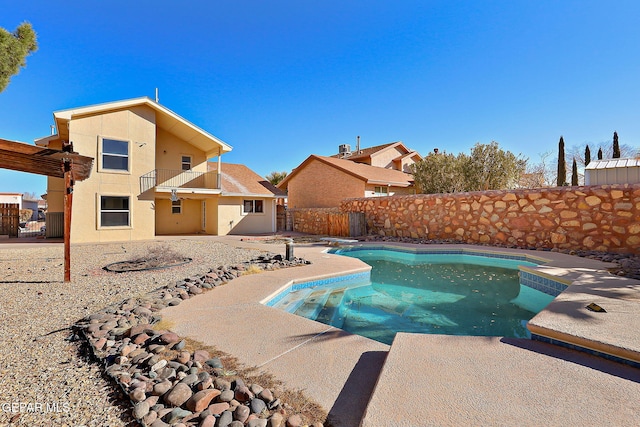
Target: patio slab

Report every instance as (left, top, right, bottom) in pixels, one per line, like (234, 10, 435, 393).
(361, 333, 640, 427)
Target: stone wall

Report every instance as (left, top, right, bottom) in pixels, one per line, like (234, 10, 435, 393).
(340, 184, 640, 254)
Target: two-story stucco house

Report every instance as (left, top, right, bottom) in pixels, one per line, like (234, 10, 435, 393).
(36, 97, 283, 243)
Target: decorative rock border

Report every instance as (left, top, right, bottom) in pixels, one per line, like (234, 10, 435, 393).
(74, 253, 324, 427)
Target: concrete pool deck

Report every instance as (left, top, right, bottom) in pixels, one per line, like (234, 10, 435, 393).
(160, 236, 640, 426)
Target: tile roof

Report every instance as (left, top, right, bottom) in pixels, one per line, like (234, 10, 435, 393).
(279, 155, 414, 188)
(208, 162, 286, 197)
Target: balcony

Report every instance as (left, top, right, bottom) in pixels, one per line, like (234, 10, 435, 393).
(140, 169, 221, 194)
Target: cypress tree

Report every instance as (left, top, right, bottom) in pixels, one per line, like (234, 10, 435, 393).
(585, 145, 591, 166)
(612, 131, 621, 158)
(571, 158, 578, 186)
(597, 148, 603, 160)
(557, 136, 566, 186)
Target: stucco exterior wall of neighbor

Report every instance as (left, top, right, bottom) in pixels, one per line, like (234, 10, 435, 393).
(65, 106, 156, 243)
(339, 184, 640, 254)
(370, 146, 405, 169)
(363, 184, 414, 198)
(287, 159, 364, 208)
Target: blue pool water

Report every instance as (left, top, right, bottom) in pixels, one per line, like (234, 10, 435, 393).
(266, 247, 555, 345)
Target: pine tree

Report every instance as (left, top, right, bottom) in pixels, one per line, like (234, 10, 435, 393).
(612, 131, 621, 158)
(571, 158, 578, 186)
(0, 22, 38, 93)
(585, 145, 591, 166)
(556, 136, 566, 186)
(597, 148, 603, 160)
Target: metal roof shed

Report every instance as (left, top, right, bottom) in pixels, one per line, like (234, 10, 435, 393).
(584, 157, 640, 185)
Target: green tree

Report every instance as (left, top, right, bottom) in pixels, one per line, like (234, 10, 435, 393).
(0, 22, 38, 93)
(571, 158, 578, 186)
(612, 131, 621, 158)
(584, 145, 591, 166)
(265, 171, 288, 186)
(411, 151, 466, 194)
(463, 141, 526, 191)
(411, 141, 525, 194)
(597, 147, 603, 160)
(556, 136, 566, 186)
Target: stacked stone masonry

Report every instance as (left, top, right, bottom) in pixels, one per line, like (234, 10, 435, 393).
(336, 184, 640, 254)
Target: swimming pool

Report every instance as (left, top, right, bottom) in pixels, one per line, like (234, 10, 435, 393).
(265, 246, 556, 345)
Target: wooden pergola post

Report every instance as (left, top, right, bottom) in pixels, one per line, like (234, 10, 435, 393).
(0, 137, 93, 283)
(63, 158, 73, 282)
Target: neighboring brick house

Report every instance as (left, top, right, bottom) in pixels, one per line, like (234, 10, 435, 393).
(278, 154, 414, 208)
(331, 141, 422, 172)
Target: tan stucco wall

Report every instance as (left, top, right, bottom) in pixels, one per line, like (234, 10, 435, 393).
(204, 197, 219, 235)
(370, 146, 405, 169)
(287, 160, 365, 208)
(155, 128, 208, 172)
(364, 184, 414, 197)
(155, 198, 203, 235)
(217, 196, 275, 235)
(48, 106, 157, 243)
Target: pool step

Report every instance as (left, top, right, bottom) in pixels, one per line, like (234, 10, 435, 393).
(294, 289, 332, 320)
(315, 288, 347, 327)
(273, 288, 314, 313)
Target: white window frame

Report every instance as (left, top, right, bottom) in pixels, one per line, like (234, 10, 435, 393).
(374, 186, 389, 196)
(243, 199, 264, 215)
(98, 136, 130, 174)
(98, 195, 131, 228)
(181, 155, 192, 171)
(172, 199, 182, 214)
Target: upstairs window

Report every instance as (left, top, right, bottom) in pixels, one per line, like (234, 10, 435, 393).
(181, 155, 192, 171)
(243, 199, 264, 214)
(101, 138, 129, 171)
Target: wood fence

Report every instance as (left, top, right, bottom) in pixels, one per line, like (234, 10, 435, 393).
(288, 208, 365, 237)
(0, 203, 19, 237)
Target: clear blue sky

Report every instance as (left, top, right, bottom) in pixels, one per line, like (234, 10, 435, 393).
(1, 0, 639, 196)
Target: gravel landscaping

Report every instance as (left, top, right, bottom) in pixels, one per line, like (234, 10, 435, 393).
(0, 239, 276, 426)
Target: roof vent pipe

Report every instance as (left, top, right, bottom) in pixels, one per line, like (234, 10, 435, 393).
(356, 135, 360, 153)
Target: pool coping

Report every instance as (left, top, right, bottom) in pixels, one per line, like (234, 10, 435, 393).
(334, 242, 640, 367)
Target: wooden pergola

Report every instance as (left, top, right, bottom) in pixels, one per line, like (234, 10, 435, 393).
(0, 138, 93, 282)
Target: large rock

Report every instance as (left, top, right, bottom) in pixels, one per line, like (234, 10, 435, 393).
(164, 383, 193, 407)
(186, 389, 221, 412)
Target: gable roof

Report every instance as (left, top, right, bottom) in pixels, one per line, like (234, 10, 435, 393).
(279, 154, 414, 189)
(36, 97, 232, 156)
(332, 142, 397, 161)
(331, 141, 422, 165)
(209, 162, 286, 198)
(585, 157, 640, 170)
